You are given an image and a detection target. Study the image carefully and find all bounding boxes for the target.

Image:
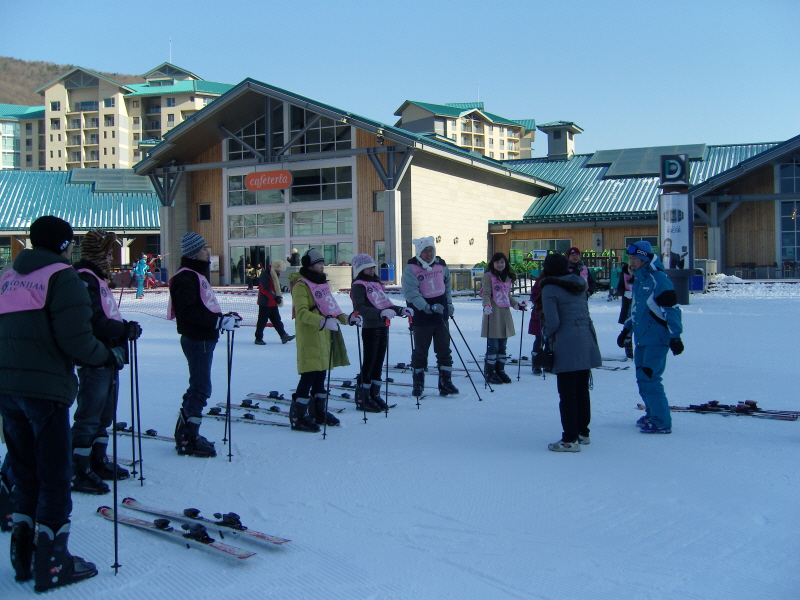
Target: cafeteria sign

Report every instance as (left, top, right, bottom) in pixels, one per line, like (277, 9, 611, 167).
(245, 170, 292, 191)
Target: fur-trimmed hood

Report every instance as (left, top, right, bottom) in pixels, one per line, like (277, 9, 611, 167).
(539, 273, 587, 295)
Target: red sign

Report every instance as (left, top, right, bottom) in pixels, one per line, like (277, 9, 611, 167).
(245, 170, 292, 191)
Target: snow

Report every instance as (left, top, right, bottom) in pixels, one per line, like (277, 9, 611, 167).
(2, 283, 799, 599)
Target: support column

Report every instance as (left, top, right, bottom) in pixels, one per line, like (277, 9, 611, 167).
(383, 190, 402, 284)
(119, 237, 136, 267)
(160, 205, 178, 281)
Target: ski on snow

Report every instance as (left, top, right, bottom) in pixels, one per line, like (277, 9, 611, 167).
(596, 365, 631, 371)
(636, 402, 798, 421)
(205, 408, 290, 428)
(113, 422, 174, 443)
(96, 506, 256, 559)
(246, 392, 346, 413)
(122, 497, 290, 546)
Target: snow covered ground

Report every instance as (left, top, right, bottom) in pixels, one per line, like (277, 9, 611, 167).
(1, 280, 798, 599)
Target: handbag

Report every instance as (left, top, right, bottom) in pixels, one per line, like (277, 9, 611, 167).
(532, 337, 555, 373)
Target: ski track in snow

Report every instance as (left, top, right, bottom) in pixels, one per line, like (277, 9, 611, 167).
(1, 285, 799, 599)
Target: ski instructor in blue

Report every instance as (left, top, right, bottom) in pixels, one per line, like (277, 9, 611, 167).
(617, 241, 684, 434)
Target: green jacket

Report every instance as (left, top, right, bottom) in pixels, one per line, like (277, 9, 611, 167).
(0, 248, 109, 405)
(289, 272, 349, 374)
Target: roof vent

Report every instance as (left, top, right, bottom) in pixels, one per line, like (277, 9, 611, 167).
(536, 121, 583, 160)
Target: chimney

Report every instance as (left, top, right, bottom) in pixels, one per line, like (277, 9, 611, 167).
(536, 121, 583, 160)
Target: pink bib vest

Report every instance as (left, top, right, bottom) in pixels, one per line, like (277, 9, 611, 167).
(350, 280, 395, 310)
(298, 277, 343, 317)
(577, 265, 589, 281)
(77, 268, 123, 322)
(0, 263, 71, 314)
(409, 263, 446, 298)
(489, 273, 512, 308)
(167, 268, 221, 320)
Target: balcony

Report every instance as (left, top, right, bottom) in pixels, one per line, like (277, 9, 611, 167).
(67, 153, 81, 163)
(84, 120, 99, 129)
(146, 107, 162, 115)
(145, 122, 161, 131)
(87, 152, 99, 161)
(84, 136, 99, 146)
(69, 101, 99, 113)
(506, 130, 520, 140)
(66, 137, 81, 147)
(66, 120, 82, 130)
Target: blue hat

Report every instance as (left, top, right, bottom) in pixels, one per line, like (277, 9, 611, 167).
(628, 241, 654, 262)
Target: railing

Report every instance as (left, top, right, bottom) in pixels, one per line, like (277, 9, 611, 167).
(67, 120, 81, 130)
(85, 120, 99, 128)
(146, 107, 162, 114)
(71, 101, 99, 112)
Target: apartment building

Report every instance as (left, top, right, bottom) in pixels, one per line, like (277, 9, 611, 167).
(393, 101, 535, 160)
(0, 104, 46, 170)
(30, 62, 233, 171)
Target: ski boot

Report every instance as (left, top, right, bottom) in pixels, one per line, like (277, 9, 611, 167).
(370, 381, 390, 411)
(11, 514, 34, 582)
(438, 368, 459, 396)
(71, 451, 109, 495)
(289, 395, 320, 432)
(495, 361, 512, 384)
(412, 369, 425, 397)
(34, 522, 97, 592)
(90, 438, 129, 481)
(312, 393, 340, 426)
(355, 381, 381, 413)
(484, 360, 503, 384)
(174, 410, 217, 457)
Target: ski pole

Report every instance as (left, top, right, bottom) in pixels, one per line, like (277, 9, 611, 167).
(448, 313, 493, 396)
(354, 312, 367, 424)
(408, 315, 421, 409)
(322, 316, 335, 440)
(117, 271, 128, 310)
(384, 317, 390, 418)
(224, 328, 235, 462)
(128, 339, 137, 479)
(484, 309, 490, 390)
(110, 371, 120, 575)
(132, 339, 145, 486)
(517, 305, 526, 381)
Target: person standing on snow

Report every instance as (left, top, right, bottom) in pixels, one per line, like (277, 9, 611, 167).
(132, 254, 148, 299)
(480, 252, 525, 384)
(288, 248, 356, 432)
(401, 236, 459, 397)
(0, 215, 124, 591)
(71, 229, 142, 494)
(539, 253, 602, 452)
(350, 253, 413, 412)
(617, 241, 684, 434)
(566, 247, 597, 297)
(168, 232, 240, 457)
(254, 258, 294, 345)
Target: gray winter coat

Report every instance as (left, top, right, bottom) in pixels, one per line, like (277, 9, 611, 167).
(540, 274, 601, 374)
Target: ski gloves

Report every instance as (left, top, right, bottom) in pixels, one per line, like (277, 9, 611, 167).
(616, 329, 630, 348)
(399, 307, 413, 317)
(483, 305, 493, 315)
(320, 316, 341, 331)
(429, 304, 454, 316)
(380, 309, 396, 321)
(106, 347, 125, 370)
(669, 338, 684, 356)
(218, 312, 243, 331)
(124, 321, 142, 340)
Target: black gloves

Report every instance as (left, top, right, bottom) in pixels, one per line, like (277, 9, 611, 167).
(125, 321, 142, 341)
(616, 329, 630, 348)
(669, 338, 684, 356)
(106, 347, 125, 370)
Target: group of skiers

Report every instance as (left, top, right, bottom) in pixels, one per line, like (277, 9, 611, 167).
(0, 218, 684, 590)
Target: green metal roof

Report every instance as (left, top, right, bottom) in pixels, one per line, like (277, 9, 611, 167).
(513, 119, 536, 132)
(0, 104, 45, 120)
(499, 142, 780, 223)
(0, 170, 160, 231)
(124, 80, 234, 98)
(445, 102, 484, 110)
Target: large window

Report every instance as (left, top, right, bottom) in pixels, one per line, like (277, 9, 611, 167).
(290, 166, 352, 202)
(289, 107, 351, 154)
(780, 154, 800, 194)
(291, 208, 352, 236)
(227, 98, 284, 162)
(780, 201, 800, 262)
(228, 174, 284, 206)
(229, 212, 285, 239)
(293, 242, 353, 265)
(510, 238, 572, 262)
(0, 237, 10, 269)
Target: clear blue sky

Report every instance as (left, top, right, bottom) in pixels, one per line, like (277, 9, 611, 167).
(2, 0, 797, 154)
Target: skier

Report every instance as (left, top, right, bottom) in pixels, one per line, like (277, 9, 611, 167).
(617, 241, 684, 434)
(528, 275, 545, 375)
(401, 236, 459, 397)
(566, 247, 597, 297)
(0, 215, 124, 591)
(245, 263, 255, 290)
(254, 258, 295, 345)
(539, 253, 602, 452)
(350, 253, 412, 412)
(71, 229, 143, 494)
(288, 248, 356, 431)
(480, 252, 525, 384)
(168, 232, 240, 457)
(132, 254, 148, 299)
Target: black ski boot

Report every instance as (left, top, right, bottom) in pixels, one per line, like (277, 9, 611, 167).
(289, 395, 320, 432)
(313, 393, 340, 426)
(438, 368, 459, 396)
(412, 369, 425, 397)
(495, 361, 512, 384)
(90, 438, 129, 481)
(370, 381, 390, 411)
(34, 522, 97, 592)
(355, 381, 381, 412)
(174, 410, 217, 458)
(10, 514, 34, 582)
(484, 360, 503, 384)
(71, 451, 109, 495)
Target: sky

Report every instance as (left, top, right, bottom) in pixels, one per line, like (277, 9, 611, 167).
(1, 0, 798, 155)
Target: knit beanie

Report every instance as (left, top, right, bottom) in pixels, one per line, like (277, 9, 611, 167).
(81, 229, 117, 274)
(301, 248, 324, 268)
(180, 232, 207, 259)
(412, 236, 436, 271)
(629, 241, 654, 262)
(352, 253, 377, 277)
(566, 247, 581, 258)
(30, 215, 74, 255)
(543, 253, 569, 277)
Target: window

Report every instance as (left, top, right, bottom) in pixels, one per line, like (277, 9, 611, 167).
(229, 212, 285, 238)
(291, 208, 352, 236)
(104, 131, 107, 139)
(510, 239, 572, 263)
(489, 139, 494, 148)
(166, 98, 176, 107)
(112, 147, 115, 155)
(2, 138, 19, 151)
(489, 151, 494, 158)
(104, 116, 114, 127)
(779, 154, 800, 193)
(553, 130, 562, 139)
(133, 133, 140, 141)
(289, 106, 351, 155)
(145, 235, 160, 259)
(228, 175, 284, 206)
(103, 97, 115, 108)
(198, 204, 211, 221)
(500, 153, 504, 160)
(25, 123, 32, 134)
(228, 99, 284, 161)
(373, 191, 386, 212)
(49, 135, 53, 142)
(112, 131, 115, 139)
(0, 237, 11, 269)
(500, 140, 505, 149)
(291, 242, 352, 265)
(104, 148, 107, 155)
(290, 166, 352, 202)
(167, 114, 175, 124)
(50, 101, 61, 111)
(50, 118, 60, 130)
(57, 150, 61, 158)
(132, 101, 140, 108)
(133, 117, 140, 129)
(26, 154, 32, 167)
(780, 202, 800, 262)
(375, 241, 386, 266)
(57, 134, 61, 142)
(134, 150, 140, 157)
(147, 120, 160, 130)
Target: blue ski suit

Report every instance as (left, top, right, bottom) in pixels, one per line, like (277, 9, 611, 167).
(623, 260, 683, 428)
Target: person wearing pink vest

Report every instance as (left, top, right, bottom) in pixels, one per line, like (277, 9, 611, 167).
(71, 229, 142, 494)
(168, 232, 239, 457)
(566, 247, 597, 297)
(350, 253, 413, 412)
(401, 236, 459, 397)
(480, 252, 525, 384)
(288, 248, 356, 432)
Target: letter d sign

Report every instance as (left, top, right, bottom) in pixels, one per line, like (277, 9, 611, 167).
(660, 154, 689, 186)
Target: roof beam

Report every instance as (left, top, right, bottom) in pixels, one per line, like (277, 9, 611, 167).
(275, 114, 321, 157)
(219, 125, 264, 159)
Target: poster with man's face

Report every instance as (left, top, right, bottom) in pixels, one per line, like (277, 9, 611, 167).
(658, 194, 690, 270)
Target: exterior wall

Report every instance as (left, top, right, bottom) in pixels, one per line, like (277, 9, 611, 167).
(191, 144, 224, 276)
(725, 201, 775, 267)
(492, 224, 659, 258)
(355, 129, 385, 257)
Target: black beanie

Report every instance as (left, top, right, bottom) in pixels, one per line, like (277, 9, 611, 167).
(30, 216, 73, 255)
(543, 253, 569, 277)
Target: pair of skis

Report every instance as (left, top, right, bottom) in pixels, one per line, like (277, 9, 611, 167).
(97, 497, 290, 561)
(636, 401, 798, 421)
